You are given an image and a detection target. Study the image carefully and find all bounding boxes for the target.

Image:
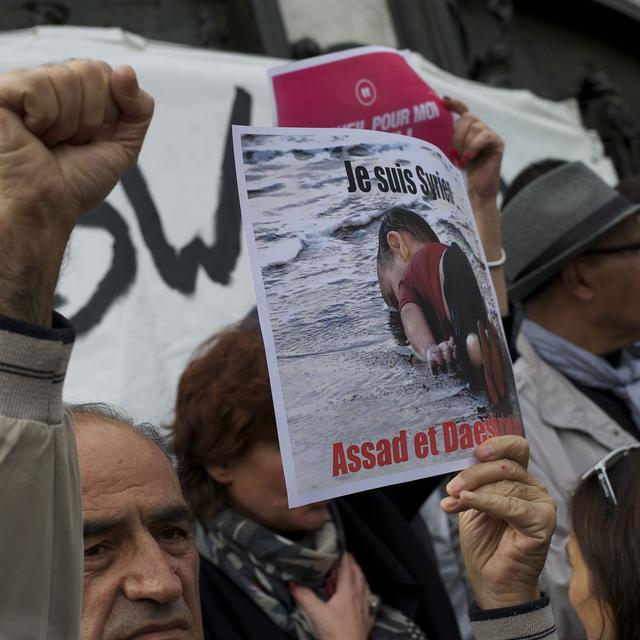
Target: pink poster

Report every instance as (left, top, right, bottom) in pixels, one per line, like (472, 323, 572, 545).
(269, 46, 454, 156)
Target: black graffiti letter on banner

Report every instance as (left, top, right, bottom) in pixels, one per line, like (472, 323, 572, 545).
(70, 202, 137, 334)
(122, 86, 251, 291)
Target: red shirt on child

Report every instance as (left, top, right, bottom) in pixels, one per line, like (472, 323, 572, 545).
(398, 243, 453, 343)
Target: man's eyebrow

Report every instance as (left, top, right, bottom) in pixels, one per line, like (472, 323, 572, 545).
(82, 505, 191, 538)
(148, 503, 192, 525)
(83, 517, 127, 539)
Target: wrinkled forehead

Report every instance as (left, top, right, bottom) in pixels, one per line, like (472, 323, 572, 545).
(75, 420, 184, 517)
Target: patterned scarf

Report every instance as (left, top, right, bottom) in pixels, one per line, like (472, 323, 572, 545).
(195, 505, 427, 639)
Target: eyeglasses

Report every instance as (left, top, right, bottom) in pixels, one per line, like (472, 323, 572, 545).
(581, 444, 640, 510)
(583, 242, 640, 256)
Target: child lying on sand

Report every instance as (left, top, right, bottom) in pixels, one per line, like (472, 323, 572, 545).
(376, 206, 506, 406)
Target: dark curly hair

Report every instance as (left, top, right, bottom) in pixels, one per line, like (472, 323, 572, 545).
(170, 313, 277, 519)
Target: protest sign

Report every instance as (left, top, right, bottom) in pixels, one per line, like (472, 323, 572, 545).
(233, 125, 522, 506)
(270, 46, 454, 156)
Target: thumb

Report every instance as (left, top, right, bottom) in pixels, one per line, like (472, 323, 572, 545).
(290, 584, 326, 620)
(108, 65, 154, 164)
(110, 65, 154, 123)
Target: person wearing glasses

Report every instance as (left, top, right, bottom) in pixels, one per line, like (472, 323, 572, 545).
(568, 444, 640, 640)
(500, 161, 640, 639)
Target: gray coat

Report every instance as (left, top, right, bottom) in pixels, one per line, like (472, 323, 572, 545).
(514, 334, 637, 640)
(0, 315, 82, 640)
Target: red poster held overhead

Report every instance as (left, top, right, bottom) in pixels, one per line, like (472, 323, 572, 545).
(269, 46, 454, 156)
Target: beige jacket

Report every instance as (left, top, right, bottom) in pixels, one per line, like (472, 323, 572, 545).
(0, 317, 82, 640)
(514, 334, 637, 640)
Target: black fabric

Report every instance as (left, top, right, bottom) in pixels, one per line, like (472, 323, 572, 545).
(442, 243, 488, 389)
(501, 304, 522, 363)
(570, 380, 639, 439)
(0, 311, 75, 343)
(200, 560, 290, 640)
(468, 592, 550, 621)
(602, 351, 623, 368)
(199, 478, 461, 640)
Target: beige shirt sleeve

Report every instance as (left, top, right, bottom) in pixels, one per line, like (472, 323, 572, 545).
(0, 315, 82, 640)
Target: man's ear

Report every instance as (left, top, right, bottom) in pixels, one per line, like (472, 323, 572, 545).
(560, 259, 595, 302)
(205, 462, 234, 485)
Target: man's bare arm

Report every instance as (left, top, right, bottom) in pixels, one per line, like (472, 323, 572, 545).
(0, 61, 153, 325)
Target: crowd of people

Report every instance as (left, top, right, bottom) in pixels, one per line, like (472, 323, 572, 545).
(0, 59, 638, 640)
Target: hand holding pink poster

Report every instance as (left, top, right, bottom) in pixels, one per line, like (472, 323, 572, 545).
(270, 46, 454, 156)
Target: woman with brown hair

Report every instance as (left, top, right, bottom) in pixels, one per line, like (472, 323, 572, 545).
(172, 316, 455, 639)
(170, 311, 557, 640)
(568, 445, 640, 640)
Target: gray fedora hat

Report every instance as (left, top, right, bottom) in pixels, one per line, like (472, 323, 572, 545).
(502, 161, 640, 301)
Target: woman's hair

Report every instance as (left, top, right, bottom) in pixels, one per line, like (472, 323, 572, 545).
(171, 315, 278, 519)
(570, 449, 640, 640)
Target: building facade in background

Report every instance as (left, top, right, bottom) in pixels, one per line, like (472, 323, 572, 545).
(2, 0, 638, 176)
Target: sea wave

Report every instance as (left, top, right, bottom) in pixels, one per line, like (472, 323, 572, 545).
(248, 182, 286, 199)
(331, 209, 388, 238)
(258, 237, 305, 269)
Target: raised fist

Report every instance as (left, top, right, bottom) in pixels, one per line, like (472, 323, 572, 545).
(0, 60, 154, 229)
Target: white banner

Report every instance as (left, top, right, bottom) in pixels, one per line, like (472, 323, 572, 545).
(0, 26, 617, 425)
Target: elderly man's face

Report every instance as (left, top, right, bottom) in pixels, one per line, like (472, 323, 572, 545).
(76, 421, 203, 640)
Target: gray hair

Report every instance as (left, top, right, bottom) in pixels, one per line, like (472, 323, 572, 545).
(69, 402, 176, 466)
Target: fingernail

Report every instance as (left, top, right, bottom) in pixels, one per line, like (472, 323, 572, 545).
(446, 477, 465, 496)
(460, 490, 476, 501)
(443, 95, 451, 101)
(461, 152, 472, 164)
(450, 149, 458, 160)
(477, 443, 494, 460)
(440, 496, 459, 509)
(288, 582, 299, 591)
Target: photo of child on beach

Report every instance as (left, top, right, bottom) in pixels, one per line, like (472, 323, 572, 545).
(233, 125, 521, 506)
(376, 207, 507, 410)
